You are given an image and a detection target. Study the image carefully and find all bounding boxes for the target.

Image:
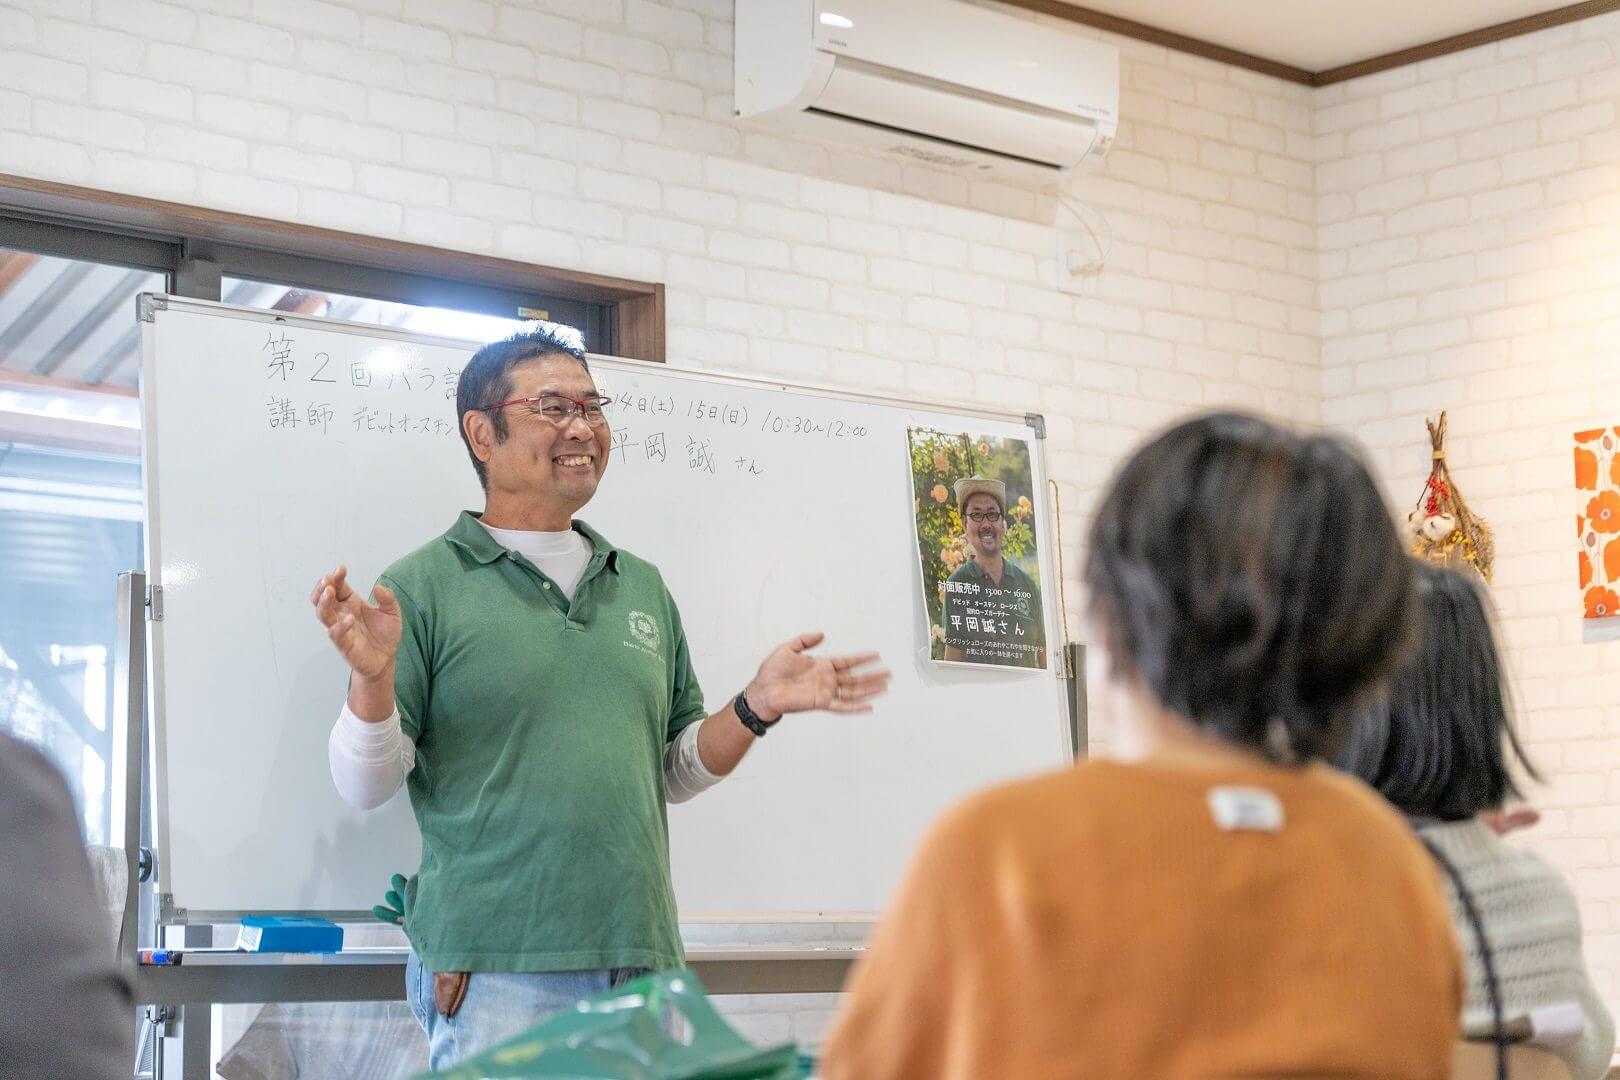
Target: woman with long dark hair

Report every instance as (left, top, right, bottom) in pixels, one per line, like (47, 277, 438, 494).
(1341, 562, 1614, 1080)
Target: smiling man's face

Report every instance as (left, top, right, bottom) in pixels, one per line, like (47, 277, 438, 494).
(481, 354, 610, 514)
(962, 492, 1005, 559)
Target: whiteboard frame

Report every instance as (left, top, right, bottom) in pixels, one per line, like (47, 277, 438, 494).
(137, 293, 1072, 923)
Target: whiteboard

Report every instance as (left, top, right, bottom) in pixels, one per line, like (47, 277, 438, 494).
(140, 296, 1070, 922)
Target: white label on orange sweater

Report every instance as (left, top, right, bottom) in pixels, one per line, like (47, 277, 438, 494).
(1207, 786, 1284, 832)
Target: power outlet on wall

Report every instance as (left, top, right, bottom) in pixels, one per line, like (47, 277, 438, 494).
(1055, 222, 1106, 296)
(1053, 193, 1111, 296)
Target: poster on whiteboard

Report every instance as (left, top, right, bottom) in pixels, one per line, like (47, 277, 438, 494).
(907, 427, 1047, 670)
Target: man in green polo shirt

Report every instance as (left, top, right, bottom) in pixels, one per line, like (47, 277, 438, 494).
(310, 325, 889, 1070)
(941, 475, 1047, 670)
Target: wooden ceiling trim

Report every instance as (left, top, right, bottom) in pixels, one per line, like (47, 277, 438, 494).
(990, 0, 1315, 83)
(1314, 0, 1620, 84)
(989, 0, 1620, 87)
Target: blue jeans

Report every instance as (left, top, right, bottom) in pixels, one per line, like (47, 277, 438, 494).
(405, 951, 646, 1072)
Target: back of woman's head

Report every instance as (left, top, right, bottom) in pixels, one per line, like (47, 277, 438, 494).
(1339, 561, 1538, 819)
(1084, 412, 1415, 764)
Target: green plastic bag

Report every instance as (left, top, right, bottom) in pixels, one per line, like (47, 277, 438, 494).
(417, 969, 814, 1080)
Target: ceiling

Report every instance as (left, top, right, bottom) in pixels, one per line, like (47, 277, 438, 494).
(1051, 0, 1579, 74)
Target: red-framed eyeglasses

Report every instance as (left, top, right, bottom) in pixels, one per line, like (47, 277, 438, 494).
(480, 393, 614, 427)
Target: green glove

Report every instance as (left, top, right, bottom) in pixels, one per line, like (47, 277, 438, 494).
(371, 873, 408, 926)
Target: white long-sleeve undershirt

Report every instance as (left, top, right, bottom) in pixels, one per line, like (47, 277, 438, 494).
(327, 521, 723, 810)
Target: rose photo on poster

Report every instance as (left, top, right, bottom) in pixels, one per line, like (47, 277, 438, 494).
(908, 427, 1047, 670)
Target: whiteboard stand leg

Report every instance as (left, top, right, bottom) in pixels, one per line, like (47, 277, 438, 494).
(1064, 642, 1087, 759)
(157, 1003, 210, 1080)
(114, 570, 150, 973)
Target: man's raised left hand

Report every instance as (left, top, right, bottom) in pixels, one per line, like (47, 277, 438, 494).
(746, 633, 891, 721)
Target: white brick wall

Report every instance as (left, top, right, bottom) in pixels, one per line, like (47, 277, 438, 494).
(10, 0, 1619, 1059)
(1317, 10, 1620, 1035)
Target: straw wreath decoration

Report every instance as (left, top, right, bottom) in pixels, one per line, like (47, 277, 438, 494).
(1404, 411, 1494, 582)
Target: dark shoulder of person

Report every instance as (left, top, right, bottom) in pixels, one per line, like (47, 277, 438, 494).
(0, 732, 133, 1080)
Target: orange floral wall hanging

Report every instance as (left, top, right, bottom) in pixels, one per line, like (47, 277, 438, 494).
(1575, 426, 1620, 620)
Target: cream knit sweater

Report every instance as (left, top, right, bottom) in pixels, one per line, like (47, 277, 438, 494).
(1420, 819, 1615, 1080)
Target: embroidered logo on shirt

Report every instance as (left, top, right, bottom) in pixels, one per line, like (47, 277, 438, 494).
(628, 610, 660, 651)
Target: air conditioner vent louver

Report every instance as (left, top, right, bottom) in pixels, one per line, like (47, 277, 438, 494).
(888, 145, 977, 168)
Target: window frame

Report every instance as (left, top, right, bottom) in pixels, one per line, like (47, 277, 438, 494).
(0, 171, 665, 362)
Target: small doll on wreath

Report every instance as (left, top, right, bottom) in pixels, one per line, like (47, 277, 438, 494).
(1405, 411, 1495, 582)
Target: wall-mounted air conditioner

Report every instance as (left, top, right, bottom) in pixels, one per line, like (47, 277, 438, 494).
(735, 0, 1119, 184)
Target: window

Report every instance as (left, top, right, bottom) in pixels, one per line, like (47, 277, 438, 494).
(220, 277, 583, 348)
(0, 247, 154, 843)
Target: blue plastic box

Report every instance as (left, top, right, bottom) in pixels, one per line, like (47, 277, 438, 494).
(235, 915, 344, 953)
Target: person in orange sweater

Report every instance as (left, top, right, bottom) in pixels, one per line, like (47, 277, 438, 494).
(822, 412, 1462, 1080)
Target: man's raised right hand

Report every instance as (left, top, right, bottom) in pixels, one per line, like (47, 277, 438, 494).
(311, 565, 401, 681)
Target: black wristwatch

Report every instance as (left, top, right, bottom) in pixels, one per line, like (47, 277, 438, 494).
(734, 690, 779, 737)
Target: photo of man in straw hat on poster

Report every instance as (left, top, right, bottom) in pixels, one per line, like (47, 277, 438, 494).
(908, 429, 1047, 671)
